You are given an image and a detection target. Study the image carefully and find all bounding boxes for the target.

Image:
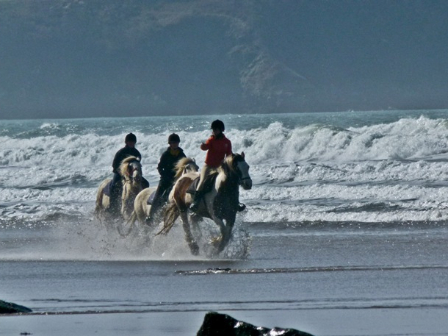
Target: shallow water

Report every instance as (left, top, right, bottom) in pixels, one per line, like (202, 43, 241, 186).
(1, 220, 448, 335)
(2, 110, 448, 335)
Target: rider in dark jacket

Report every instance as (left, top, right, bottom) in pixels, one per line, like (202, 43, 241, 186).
(146, 133, 186, 224)
(112, 135, 141, 174)
(109, 133, 148, 213)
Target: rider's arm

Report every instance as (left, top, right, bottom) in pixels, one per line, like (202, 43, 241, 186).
(157, 153, 165, 176)
(112, 149, 123, 173)
(134, 148, 142, 162)
(200, 136, 213, 151)
(158, 152, 171, 180)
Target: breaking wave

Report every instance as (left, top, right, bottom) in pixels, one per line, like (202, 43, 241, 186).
(1, 111, 448, 224)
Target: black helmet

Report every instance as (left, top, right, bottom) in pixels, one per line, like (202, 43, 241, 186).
(168, 133, 180, 143)
(125, 133, 137, 143)
(211, 119, 225, 132)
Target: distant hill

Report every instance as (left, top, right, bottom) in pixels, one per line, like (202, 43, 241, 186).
(1, 0, 447, 118)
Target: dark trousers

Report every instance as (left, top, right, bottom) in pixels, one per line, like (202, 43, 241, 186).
(141, 177, 149, 189)
(109, 173, 122, 211)
(110, 174, 149, 207)
(111, 174, 149, 193)
(148, 179, 172, 218)
(111, 173, 121, 188)
(109, 173, 149, 211)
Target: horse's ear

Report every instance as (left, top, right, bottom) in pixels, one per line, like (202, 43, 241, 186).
(241, 152, 245, 159)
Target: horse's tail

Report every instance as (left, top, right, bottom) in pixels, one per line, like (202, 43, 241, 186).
(157, 201, 179, 235)
(95, 187, 104, 216)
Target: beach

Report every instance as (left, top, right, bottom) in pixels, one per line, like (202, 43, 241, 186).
(2, 220, 448, 335)
(2, 111, 448, 335)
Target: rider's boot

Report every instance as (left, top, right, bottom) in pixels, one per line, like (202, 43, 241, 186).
(189, 190, 204, 213)
(237, 203, 246, 212)
(145, 187, 166, 226)
(107, 188, 120, 215)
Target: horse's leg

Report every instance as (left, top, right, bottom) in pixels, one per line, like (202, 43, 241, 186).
(180, 210, 199, 255)
(189, 214, 202, 241)
(210, 214, 226, 247)
(120, 182, 129, 219)
(212, 212, 236, 254)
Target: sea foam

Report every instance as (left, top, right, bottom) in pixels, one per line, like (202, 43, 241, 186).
(0, 113, 448, 224)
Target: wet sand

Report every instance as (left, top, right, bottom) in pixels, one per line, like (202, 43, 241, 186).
(1, 221, 448, 335)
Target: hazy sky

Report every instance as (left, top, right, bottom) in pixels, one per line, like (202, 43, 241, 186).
(1, 0, 447, 119)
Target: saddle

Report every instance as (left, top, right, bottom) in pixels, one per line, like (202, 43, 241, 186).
(187, 173, 218, 195)
(147, 187, 173, 205)
(187, 172, 218, 195)
(103, 180, 122, 197)
(146, 191, 156, 205)
(102, 180, 114, 197)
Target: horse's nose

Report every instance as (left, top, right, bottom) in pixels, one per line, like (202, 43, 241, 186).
(243, 179, 252, 190)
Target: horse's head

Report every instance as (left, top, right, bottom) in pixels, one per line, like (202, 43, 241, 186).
(174, 157, 199, 180)
(117, 156, 142, 218)
(120, 156, 142, 185)
(225, 152, 252, 190)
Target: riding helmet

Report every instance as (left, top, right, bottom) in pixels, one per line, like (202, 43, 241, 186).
(168, 133, 181, 143)
(211, 119, 225, 132)
(125, 133, 137, 143)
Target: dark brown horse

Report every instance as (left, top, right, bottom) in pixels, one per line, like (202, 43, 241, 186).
(160, 153, 252, 255)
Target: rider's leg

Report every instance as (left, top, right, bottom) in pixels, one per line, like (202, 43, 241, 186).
(141, 177, 150, 189)
(108, 173, 121, 213)
(190, 164, 212, 212)
(146, 179, 170, 225)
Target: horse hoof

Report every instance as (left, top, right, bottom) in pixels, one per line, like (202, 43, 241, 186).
(145, 217, 154, 226)
(189, 242, 200, 255)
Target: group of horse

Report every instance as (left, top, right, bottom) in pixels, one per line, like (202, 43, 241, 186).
(95, 153, 252, 255)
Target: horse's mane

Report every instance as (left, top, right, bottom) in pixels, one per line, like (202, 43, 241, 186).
(219, 153, 243, 175)
(119, 156, 140, 177)
(173, 157, 199, 180)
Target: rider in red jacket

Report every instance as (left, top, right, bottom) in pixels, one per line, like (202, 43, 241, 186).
(190, 120, 244, 213)
(190, 120, 230, 212)
(201, 130, 232, 167)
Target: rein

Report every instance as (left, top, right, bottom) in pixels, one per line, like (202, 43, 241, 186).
(231, 159, 251, 185)
(126, 160, 141, 181)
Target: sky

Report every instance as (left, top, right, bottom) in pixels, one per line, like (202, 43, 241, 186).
(1, 0, 448, 119)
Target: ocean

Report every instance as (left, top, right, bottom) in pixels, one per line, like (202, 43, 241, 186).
(1, 110, 448, 335)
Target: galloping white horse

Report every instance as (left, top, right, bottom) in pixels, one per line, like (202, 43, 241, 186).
(128, 157, 199, 226)
(95, 156, 144, 221)
(160, 153, 252, 255)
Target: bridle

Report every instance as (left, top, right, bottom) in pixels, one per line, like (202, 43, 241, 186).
(125, 160, 142, 183)
(232, 157, 251, 185)
(183, 161, 199, 174)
